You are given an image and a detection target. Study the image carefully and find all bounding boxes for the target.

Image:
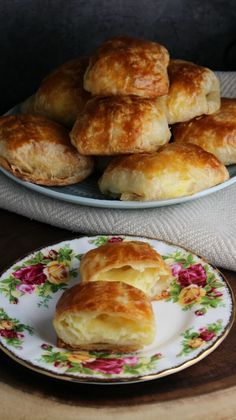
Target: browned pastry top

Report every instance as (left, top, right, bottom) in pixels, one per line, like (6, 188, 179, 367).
(84, 36, 169, 97)
(24, 57, 91, 126)
(55, 280, 153, 322)
(0, 114, 93, 185)
(70, 95, 170, 155)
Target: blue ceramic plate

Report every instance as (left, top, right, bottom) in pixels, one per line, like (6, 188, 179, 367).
(2, 104, 236, 209)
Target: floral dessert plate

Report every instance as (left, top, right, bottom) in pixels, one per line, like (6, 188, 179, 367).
(0, 235, 234, 384)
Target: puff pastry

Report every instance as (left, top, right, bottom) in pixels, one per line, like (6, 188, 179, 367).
(70, 96, 170, 155)
(0, 114, 93, 185)
(99, 143, 229, 201)
(53, 281, 155, 352)
(84, 36, 169, 97)
(173, 98, 236, 165)
(166, 59, 220, 124)
(21, 58, 91, 127)
(80, 240, 172, 299)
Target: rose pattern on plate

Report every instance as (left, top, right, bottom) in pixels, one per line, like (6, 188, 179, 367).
(0, 307, 33, 349)
(0, 245, 80, 307)
(0, 236, 232, 382)
(88, 236, 124, 247)
(177, 319, 223, 356)
(160, 252, 225, 315)
(39, 344, 162, 377)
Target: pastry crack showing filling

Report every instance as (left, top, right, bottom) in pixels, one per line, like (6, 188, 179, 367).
(95, 265, 169, 297)
(57, 311, 152, 347)
(80, 240, 172, 299)
(53, 281, 155, 352)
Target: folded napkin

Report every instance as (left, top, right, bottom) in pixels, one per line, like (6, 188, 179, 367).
(1, 72, 236, 271)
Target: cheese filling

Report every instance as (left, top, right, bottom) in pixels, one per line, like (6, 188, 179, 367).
(54, 312, 155, 347)
(96, 266, 169, 297)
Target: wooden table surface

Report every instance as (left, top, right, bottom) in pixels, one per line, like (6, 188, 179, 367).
(0, 209, 235, 420)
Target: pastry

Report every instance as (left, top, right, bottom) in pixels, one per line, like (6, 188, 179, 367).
(84, 36, 169, 97)
(53, 281, 155, 352)
(0, 114, 93, 185)
(80, 240, 172, 298)
(70, 96, 170, 155)
(99, 143, 229, 200)
(166, 59, 220, 124)
(173, 98, 236, 165)
(21, 58, 91, 127)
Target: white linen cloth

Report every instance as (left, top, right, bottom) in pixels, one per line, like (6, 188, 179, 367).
(0, 72, 236, 270)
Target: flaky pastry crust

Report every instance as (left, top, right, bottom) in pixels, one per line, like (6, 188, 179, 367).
(53, 281, 155, 352)
(21, 58, 91, 127)
(70, 96, 170, 155)
(0, 114, 93, 185)
(99, 143, 229, 200)
(173, 98, 236, 165)
(84, 36, 169, 97)
(165, 59, 220, 124)
(80, 240, 171, 298)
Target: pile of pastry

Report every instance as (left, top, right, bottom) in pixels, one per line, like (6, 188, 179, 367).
(0, 35, 235, 200)
(53, 240, 172, 351)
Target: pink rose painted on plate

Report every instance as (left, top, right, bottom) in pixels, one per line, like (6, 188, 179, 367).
(13, 263, 47, 285)
(108, 237, 123, 243)
(82, 358, 125, 374)
(172, 263, 207, 288)
(199, 328, 216, 341)
(16, 284, 35, 294)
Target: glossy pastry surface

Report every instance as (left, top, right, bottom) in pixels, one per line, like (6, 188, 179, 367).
(84, 36, 169, 97)
(53, 281, 155, 352)
(166, 59, 220, 124)
(80, 240, 172, 298)
(70, 96, 170, 155)
(0, 114, 93, 185)
(99, 143, 229, 201)
(173, 98, 236, 165)
(21, 57, 91, 127)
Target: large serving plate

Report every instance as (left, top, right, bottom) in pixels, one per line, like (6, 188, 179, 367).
(1, 104, 236, 209)
(0, 235, 234, 384)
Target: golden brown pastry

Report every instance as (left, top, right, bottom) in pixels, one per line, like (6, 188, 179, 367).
(70, 96, 171, 155)
(80, 240, 172, 299)
(0, 114, 93, 185)
(166, 59, 220, 124)
(21, 58, 91, 127)
(84, 36, 169, 97)
(53, 281, 155, 352)
(99, 143, 229, 201)
(173, 98, 236, 165)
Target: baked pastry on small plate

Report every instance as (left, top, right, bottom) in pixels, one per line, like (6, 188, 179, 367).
(70, 96, 170, 155)
(0, 114, 93, 185)
(173, 98, 236, 165)
(80, 240, 172, 298)
(21, 58, 91, 127)
(166, 59, 220, 124)
(53, 281, 155, 352)
(84, 36, 169, 97)
(99, 143, 229, 201)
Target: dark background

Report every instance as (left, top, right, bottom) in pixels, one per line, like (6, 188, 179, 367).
(1, 0, 236, 114)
